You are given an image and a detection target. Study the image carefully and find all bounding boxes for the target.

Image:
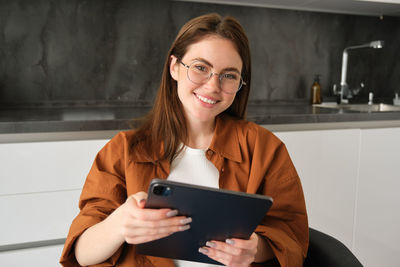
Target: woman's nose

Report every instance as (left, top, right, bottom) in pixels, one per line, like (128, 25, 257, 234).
(204, 73, 222, 92)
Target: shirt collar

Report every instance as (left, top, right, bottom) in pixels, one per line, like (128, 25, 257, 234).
(131, 114, 243, 163)
(208, 114, 243, 163)
(130, 138, 164, 163)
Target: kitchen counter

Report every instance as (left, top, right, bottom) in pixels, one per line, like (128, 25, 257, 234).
(1, 102, 400, 141)
(0, 105, 148, 134)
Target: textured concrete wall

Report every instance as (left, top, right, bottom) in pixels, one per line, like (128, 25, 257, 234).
(0, 0, 399, 105)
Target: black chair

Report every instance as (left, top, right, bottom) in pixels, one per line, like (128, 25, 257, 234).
(304, 228, 363, 267)
(254, 227, 363, 267)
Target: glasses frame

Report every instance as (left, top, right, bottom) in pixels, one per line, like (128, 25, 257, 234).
(179, 60, 246, 94)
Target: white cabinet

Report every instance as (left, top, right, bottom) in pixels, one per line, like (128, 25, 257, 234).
(273, 129, 360, 249)
(353, 128, 400, 267)
(0, 245, 64, 267)
(0, 138, 109, 265)
(272, 127, 400, 267)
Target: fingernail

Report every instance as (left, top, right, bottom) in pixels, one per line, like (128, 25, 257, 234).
(166, 210, 178, 217)
(198, 247, 208, 254)
(206, 241, 216, 248)
(226, 239, 235, 245)
(180, 217, 192, 224)
(139, 199, 146, 204)
(179, 224, 191, 231)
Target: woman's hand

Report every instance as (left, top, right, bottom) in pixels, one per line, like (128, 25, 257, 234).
(74, 191, 191, 266)
(114, 191, 192, 244)
(198, 232, 272, 267)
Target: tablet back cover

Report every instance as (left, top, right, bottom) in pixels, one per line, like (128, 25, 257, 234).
(136, 179, 273, 265)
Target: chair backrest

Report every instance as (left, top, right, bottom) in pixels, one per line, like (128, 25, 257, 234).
(304, 228, 363, 267)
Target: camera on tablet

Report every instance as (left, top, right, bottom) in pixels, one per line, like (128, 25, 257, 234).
(152, 184, 172, 196)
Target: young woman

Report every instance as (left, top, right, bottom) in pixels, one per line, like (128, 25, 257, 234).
(60, 13, 308, 267)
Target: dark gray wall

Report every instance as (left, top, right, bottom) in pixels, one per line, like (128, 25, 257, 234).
(1, 0, 399, 105)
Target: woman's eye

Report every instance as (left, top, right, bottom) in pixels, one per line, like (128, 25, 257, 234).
(223, 73, 239, 80)
(193, 65, 208, 72)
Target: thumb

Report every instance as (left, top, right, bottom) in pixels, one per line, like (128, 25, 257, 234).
(128, 191, 148, 209)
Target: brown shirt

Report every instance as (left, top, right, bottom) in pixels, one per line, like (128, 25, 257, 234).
(60, 115, 308, 267)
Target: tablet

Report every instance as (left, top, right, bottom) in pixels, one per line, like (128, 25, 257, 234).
(136, 179, 273, 265)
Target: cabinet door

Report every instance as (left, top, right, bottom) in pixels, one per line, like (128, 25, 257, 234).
(273, 129, 360, 249)
(0, 190, 80, 246)
(354, 127, 400, 267)
(0, 244, 64, 267)
(0, 139, 108, 195)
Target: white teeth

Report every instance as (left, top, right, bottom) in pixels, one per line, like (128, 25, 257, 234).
(196, 94, 217, 104)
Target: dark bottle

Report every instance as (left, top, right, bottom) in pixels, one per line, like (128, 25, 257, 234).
(310, 74, 321, 104)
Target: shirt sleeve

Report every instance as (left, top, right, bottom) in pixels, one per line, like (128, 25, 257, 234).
(250, 127, 309, 267)
(60, 132, 128, 267)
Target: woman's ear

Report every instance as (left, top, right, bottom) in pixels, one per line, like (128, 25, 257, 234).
(169, 55, 179, 81)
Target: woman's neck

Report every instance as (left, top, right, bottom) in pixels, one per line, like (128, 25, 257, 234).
(186, 118, 215, 150)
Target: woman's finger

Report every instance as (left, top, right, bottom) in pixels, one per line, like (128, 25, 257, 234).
(204, 234, 258, 256)
(135, 207, 180, 220)
(125, 232, 172, 244)
(224, 233, 258, 250)
(130, 191, 148, 204)
(125, 201, 179, 221)
(199, 235, 259, 267)
(124, 223, 190, 237)
(204, 240, 247, 256)
(129, 215, 192, 228)
(122, 223, 191, 245)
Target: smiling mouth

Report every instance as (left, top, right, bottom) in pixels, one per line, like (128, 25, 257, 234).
(195, 93, 218, 105)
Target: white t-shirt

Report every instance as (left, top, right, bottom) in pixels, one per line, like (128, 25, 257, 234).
(168, 146, 221, 267)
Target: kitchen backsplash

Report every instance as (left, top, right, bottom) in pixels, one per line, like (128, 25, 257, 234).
(0, 0, 399, 105)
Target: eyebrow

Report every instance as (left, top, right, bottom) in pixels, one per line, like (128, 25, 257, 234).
(191, 57, 241, 74)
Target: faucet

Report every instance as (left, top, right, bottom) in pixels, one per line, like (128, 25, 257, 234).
(334, 40, 384, 104)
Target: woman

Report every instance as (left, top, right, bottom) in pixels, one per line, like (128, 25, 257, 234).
(60, 13, 308, 267)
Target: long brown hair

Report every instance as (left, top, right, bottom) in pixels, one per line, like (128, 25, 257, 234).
(133, 13, 251, 162)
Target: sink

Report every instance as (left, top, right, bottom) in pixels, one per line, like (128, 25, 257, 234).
(314, 103, 400, 112)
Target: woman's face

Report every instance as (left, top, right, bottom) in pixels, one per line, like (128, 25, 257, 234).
(170, 35, 243, 125)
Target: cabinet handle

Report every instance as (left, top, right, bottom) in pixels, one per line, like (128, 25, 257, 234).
(0, 238, 66, 252)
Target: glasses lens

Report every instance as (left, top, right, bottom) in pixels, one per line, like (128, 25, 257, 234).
(220, 72, 242, 94)
(188, 62, 211, 84)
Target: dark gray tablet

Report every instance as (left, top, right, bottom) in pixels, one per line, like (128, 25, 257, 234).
(136, 179, 273, 265)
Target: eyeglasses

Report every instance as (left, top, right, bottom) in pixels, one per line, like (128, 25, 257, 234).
(179, 60, 246, 94)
